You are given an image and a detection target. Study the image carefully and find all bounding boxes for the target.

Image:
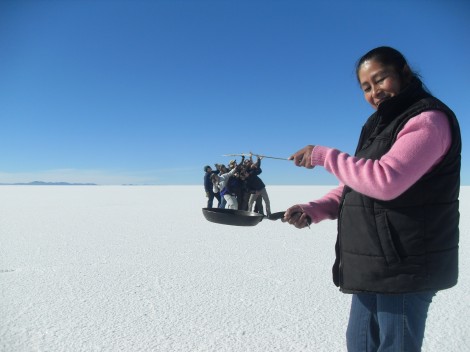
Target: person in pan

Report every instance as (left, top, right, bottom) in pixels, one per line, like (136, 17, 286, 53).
(245, 156, 271, 217)
(211, 164, 241, 210)
(203, 165, 220, 209)
(241, 154, 265, 213)
(282, 46, 461, 351)
(214, 163, 229, 208)
(221, 171, 243, 210)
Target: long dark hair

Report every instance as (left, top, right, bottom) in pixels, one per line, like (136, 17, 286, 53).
(355, 46, 419, 86)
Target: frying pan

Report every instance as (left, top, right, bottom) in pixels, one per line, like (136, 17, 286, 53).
(202, 208, 285, 226)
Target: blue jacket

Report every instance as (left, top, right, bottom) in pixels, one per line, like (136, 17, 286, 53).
(204, 171, 218, 192)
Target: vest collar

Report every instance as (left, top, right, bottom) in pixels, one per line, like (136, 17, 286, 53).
(376, 78, 430, 124)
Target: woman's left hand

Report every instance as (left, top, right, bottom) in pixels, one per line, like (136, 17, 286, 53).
(282, 205, 311, 229)
(288, 145, 315, 169)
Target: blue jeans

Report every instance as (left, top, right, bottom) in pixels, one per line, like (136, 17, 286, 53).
(346, 291, 436, 352)
(218, 195, 227, 209)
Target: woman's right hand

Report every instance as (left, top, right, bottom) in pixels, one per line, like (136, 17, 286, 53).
(288, 145, 315, 169)
(282, 205, 311, 229)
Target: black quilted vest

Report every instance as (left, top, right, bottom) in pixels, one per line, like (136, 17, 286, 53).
(333, 79, 461, 293)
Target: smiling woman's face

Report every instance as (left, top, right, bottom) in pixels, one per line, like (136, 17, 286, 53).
(358, 59, 403, 110)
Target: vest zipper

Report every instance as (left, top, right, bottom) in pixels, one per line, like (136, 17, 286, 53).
(338, 205, 344, 288)
(337, 190, 349, 289)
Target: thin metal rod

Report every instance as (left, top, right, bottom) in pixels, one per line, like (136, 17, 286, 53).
(222, 153, 290, 161)
(258, 155, 290, 160)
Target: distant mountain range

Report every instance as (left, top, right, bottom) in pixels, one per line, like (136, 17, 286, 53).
(0, 181, 97, 186)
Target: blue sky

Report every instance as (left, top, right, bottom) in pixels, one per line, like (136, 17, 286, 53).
(0, 0, 469, 185)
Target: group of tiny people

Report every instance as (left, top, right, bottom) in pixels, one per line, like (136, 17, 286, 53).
(203, 154, 271, 217)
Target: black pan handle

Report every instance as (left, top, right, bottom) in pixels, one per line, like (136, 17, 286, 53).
(266, 211, 286, 220)
(266, 211, 312, 227)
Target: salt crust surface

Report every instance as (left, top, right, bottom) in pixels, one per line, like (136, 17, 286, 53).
(0, 186, 468, 351)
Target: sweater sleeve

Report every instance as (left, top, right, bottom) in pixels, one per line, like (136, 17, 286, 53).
(310, 110, 452, 200)
(298, 184, 344, 223)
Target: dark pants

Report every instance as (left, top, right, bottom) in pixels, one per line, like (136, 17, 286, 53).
(207, 190, 221, 209)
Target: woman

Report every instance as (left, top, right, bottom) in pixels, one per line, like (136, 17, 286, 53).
(283, 47, 461, 351)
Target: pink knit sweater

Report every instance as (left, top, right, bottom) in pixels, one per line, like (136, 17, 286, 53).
(300, 110, 452, 224)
